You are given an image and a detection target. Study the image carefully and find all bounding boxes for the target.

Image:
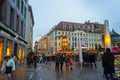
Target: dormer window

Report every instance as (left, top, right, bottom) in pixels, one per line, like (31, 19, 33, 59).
(81, 24, 85, 30)
(63, 26, 66, 30)
(62, 23, 66, 30)
(68, 24, 72, 30)
(74, 24, 79, 30)
(62, 23, 66, 27)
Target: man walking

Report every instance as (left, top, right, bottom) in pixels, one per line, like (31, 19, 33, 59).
(102, 48, 114, 80)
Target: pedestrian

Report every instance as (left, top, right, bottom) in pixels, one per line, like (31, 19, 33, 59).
(59, 54, 65, 71)
(69, 58, 73, 70)
(65, 57, 70, 71)
(0, 55, 15, 80)
(12, 54, 18, 69)
(89, 53, 97, 69)
(55, 53, 60, 71)
(33, 54, 38, 68)
(39, 56, 43, 63)
(102, 48, 114, 80)
(27, 55, 31, 67)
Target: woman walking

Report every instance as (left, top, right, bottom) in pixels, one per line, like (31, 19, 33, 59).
(0, 55, 15, 80)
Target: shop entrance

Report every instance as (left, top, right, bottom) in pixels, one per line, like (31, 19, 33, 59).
(0, 37, 4, 69)
(14, 43, 17, 56)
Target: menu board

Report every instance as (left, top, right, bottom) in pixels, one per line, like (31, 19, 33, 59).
(114, 54, 120, 77)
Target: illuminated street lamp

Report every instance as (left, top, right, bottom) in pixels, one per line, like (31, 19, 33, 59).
(104, 20, 111, 51)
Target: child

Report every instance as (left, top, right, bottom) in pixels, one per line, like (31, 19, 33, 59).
(69, 58, 73, 70)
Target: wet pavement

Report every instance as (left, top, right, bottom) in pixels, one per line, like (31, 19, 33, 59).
(31, 61, 105, 80)
(0, 61, 105, 80)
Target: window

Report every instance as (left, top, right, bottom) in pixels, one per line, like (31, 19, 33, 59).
(17, 0, 20, 9)
(68, 24, 72, 30)
(16, 15, 20, 33)
(63, 26, 66, 30)
(10, 7, 14, 30)
(62, 32, 64, 35)
(74, 24, 78, 30)
(58, 32, 60, 34)
(72, 37, 74, 41)
(23, 23, 26, 38)
(81, 24, 84, 30)
(55, 31, 57, 35)
(6, 40, 12, 56)
(24, 7, 26, 19)
(21, 1, 24, 15)
(18, 45, 25, 64)
(21, 21, 23, 36)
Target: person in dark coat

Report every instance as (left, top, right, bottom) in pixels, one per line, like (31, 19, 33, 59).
(55, 53, 60, 71)
(89, 53, 97, 69)
(59, 54, 65, 71)
(102, 48, 114, 80)
(33, 54, 38, 68)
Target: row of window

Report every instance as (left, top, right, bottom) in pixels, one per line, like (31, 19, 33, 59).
(55, 37, 101, 42)
(62, 23, 86, 30)
(55, 31, 100, 37)
(13, 0, 27, 19)
(0, 2, 26, 38)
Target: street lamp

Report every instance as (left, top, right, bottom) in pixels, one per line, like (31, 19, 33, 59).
(78, 32, 83, 70)
(74, 30, 83, 69)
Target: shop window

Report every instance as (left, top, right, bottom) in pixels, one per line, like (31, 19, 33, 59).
(6, 40, 12, 56)
(18, 46, 25, 65)
(0, 37, 4, 69)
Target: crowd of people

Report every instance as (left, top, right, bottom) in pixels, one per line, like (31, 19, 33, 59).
(0, 48, 116, 80)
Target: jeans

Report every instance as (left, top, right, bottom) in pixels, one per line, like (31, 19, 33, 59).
(104, 72, 114, 80)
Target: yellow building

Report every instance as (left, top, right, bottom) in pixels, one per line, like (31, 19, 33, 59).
(36, 21, 104, 55)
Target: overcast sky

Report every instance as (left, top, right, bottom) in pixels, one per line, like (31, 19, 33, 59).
(29, 0, 120, 44)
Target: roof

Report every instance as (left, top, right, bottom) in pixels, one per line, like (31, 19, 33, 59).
(54, 21, 104, 33)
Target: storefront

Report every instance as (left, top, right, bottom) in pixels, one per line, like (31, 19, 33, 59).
(0, 34, 27, 69)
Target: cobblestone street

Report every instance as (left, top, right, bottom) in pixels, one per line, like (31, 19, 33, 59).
(0, 61, 105, 80)
(31, 61, 105, 80)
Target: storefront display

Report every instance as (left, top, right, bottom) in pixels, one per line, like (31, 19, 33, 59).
(18, 46, 25, 64)
(114, 54, 120, 78)
(0, 37, 4, 69)
(6, 40, 12, 56)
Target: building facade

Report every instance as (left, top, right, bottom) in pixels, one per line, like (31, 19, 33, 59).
(111, 29, 120, 48)
(36, 21, 104, 56)
(27, 5, 34, 49)
(0, 0, 29, 69)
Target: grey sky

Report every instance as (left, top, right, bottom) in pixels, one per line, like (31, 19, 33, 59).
(29, 0, 120, 43)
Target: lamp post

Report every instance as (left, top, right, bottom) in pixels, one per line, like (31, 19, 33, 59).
(78, 32, 83, 70)
(74, 30, 83, 69)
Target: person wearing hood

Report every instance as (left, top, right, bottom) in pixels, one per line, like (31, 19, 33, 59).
(102, 48, 114, 80)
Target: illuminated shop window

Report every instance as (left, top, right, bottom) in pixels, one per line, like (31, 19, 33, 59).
(0, 37, 4, 69)
(18, 46, 25, 64)
(6, 40, 12, 56)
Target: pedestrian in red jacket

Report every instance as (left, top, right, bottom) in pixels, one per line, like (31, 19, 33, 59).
(69, 58, 73, 70)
